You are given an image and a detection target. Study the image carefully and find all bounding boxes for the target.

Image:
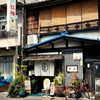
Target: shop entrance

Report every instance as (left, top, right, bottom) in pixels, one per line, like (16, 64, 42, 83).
(84, 61, 95, 94)
(94, 62, 100, 99)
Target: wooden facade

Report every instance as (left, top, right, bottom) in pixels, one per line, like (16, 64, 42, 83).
(26, 0, 98, 35)
(24, 0, 100, 95)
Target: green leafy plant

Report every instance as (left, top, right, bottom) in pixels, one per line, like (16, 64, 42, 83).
(53, 71, 65, 86)
(7, 75, 26, 98)
(7, 64, 28, 98)
(31, 79, 37, 94)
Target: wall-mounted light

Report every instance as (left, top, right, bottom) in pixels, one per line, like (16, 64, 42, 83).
(6, 46, 10, 50)
(87, 63, 90, 68)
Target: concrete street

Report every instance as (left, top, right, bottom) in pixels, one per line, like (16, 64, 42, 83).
(0, 92, 95, 100)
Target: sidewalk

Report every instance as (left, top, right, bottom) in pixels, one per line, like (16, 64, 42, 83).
(0, 92, 65, 100)
(0, 92, 94, 100)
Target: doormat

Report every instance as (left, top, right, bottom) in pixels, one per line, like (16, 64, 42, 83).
(30, 93, 45, 96)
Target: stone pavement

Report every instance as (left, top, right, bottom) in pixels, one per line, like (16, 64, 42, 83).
(0, 92, 95, 100)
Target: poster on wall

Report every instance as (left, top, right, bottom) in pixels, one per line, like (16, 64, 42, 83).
(73, 53, 83, 60)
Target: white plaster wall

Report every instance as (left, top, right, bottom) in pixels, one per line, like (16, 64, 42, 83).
(68, 40, 81, 47)
(0, 0, 7, 5)
(40, 35, 59, 43)
(25, 0, 47, 4)
(0, 38, 16, 47)
(54, 39, 66, 48)
(70, 31, 99, 39)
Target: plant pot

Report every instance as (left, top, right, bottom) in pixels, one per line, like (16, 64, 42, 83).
(19, 91, 26, 97)
(55, 86, 65, 97)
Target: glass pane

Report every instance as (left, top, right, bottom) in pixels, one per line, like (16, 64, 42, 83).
(0, 62, 13, 79)
(95, 64, 100, 78)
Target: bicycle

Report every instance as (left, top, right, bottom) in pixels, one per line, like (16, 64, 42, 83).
(63, 81, 90, 100)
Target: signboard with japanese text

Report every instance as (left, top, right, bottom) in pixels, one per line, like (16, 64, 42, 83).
(25, 80, 31, 90)
(66, 65, 78, 73)
(7, 0, 16, 32)
(73, 53, 83, 60)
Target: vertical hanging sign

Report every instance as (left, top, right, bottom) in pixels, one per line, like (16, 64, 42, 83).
(7, 0, 16, 32)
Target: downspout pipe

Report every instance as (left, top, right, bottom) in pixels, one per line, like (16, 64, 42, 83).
(22, 1, 27, 65)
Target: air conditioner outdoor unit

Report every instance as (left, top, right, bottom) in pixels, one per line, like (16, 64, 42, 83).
(27, 34, 38, 45)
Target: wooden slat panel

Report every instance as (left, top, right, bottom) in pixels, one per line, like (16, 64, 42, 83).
(40, 7, 52, 27)
(82, 0, 98, 21)
(52, 5, 66, 25)
(66, 2, 81, 24)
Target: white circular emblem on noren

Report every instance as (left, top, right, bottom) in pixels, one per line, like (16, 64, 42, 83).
(42, 63, 48, 72)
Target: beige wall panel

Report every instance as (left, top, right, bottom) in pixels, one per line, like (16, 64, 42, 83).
(0, 38, 16, 47)
(52, 5, 66, 25)
(40, 7, 52, 27)
(68, 40, 81, 47)
(82, 0, 98, 21)
(0, 0, 6, 5)
(67, 2, 81, 24)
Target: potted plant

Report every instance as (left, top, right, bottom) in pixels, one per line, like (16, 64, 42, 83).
(7, 72, 27, 98)
(53, 71, 65, 96)
(19, 87, 26, 97)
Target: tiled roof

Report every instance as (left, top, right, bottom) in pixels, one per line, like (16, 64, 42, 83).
(23, 54, 62, 61)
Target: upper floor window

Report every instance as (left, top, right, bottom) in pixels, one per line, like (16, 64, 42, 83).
(0, 15, 6, 30)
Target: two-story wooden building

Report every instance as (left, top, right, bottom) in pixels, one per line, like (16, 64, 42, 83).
(23, 0, 100, 96)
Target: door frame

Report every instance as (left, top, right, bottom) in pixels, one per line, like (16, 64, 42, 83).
(93, 62, 100, 98)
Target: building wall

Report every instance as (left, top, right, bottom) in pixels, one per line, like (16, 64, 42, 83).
(0, 11, 22, 47)
(63, 51, 83, 84)
(40, 34, 59, 42)
(0, 38, 16, 47)
(0, 0, 6, 5)
(70, 30, 99, 39)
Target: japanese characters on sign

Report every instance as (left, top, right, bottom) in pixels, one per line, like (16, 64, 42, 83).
(7, 0, 16, 32)
(66, 65, 78, 73)
(25, 80, 31, 90)
(73, 53, 83, 60)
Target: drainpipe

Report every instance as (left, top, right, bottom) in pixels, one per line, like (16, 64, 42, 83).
(22, 1, 27, 59)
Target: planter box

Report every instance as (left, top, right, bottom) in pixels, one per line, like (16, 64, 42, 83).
(55, 86, 65, 97)
(0, 84, 9, 92)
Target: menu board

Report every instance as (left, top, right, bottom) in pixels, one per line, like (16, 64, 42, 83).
(25, 80, 31, 90)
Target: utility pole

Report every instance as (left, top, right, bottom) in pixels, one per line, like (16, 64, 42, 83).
(16, 0, 26, 73)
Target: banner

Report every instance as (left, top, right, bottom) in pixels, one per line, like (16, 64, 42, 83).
(7, 0, 16, 32)
(35, 61, 54, 76)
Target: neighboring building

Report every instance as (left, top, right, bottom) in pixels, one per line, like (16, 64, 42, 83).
(0, 0, 22, 79)
(23, 0, 100, 96)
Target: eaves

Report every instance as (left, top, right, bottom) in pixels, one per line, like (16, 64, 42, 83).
(25, 0, 75, 9)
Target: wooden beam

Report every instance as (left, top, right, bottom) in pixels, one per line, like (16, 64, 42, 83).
(49, 43, 54, 48)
